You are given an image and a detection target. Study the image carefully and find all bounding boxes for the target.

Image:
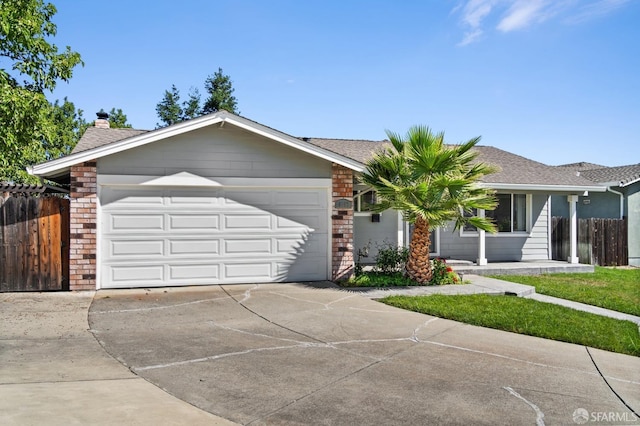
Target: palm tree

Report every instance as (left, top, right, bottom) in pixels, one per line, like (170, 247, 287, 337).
(361, 126, 498, 283)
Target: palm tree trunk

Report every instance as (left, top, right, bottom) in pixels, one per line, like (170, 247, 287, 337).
(406, 216, 432, 284)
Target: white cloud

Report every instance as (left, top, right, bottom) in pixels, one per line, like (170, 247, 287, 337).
(566, 0, 630, 24)
(454, 0, 629, 45)
(497, 0, 549, 32)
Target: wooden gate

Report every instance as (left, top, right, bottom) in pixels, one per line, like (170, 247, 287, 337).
(551, 217, 628, 266)
(0, 196, 70, 291)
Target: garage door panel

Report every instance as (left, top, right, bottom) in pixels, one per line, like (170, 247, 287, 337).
(111, 265, 164, 283)
(169, 239, 219, 255)
(169, 264, 219, 280)
(225, 263, 271, 279)
(224, 238, 271, 254)
(110, 214, 164, 232)
(169, 214, 219, 231)
(100, 186, 328, 288)
(223, 190, 272, 207)
(276, 235, 324, 255)
(110, 240, 164, 257)
(167, 190, 221, 205)
(276, 213, 324, 231)
(224, 214, 272, 230)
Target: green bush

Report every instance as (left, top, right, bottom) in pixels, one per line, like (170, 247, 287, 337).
(373, 242, 409, 274)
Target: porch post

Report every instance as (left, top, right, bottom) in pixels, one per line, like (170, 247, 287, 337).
(477, 209, 487, 266)
(397, 212, 404, 248)
(568, 195, 579, 264)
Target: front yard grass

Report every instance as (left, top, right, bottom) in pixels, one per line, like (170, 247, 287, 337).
(490, 267, 640, 317)
(381, 294, 640, 357)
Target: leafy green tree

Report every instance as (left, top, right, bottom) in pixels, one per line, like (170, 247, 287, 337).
(360, 126, 498, 283)
(0, 0, 83, 183)
(202, 68, 238, 114)
(107, 108, 132, 128)
(182, 87, 201, 120)
(155, 84, 182, 127)
(46, 97, 87, 160)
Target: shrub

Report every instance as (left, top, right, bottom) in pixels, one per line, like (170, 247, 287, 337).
(373, 242, 409, 274)
(430, 258, 461, 285)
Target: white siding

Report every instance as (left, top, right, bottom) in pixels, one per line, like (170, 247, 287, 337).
(354, 210, 400, 263)
(98, 125, 331, 179)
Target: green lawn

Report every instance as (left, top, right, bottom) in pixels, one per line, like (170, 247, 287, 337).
(381, 294, 640, 357)
(490, 267, 640, 317)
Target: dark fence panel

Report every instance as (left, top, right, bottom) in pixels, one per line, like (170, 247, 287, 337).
(0, 196, 70, 292)
(551, 217, 628, 266)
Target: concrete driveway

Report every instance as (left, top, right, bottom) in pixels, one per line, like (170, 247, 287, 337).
(89, 283, 640, 425)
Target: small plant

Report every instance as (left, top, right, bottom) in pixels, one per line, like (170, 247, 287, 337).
(373, 241, 409, 274)
(354, 241, 372, 276)
(430, 258, 460, 285)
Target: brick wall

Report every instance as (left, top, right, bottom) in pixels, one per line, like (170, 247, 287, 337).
(69, 161, 97, 290)
(331, 164, 354, 280)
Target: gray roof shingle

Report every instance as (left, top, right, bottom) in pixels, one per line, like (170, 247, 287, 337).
(66, 127, 602, 188)
(579, 164, 640, 186)
(304, 139, 598, 187)
(72, 127, 149, 154)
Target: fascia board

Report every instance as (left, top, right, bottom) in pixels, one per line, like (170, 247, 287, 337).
(478, 183, 607, 193)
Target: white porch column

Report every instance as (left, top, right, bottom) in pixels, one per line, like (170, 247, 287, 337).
(568, 195, 579, 264)
(477, 209, 487, 266)
(397, 212, 404, 248)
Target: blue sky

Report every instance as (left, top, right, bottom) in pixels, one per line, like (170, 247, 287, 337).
(49, 0, 639, 167)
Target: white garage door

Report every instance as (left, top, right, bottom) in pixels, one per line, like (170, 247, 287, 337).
(99, 185, 329, 288)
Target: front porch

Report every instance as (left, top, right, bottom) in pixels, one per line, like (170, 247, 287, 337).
(449, 260, 594, 276)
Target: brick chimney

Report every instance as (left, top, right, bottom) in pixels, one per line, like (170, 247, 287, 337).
(95, 110, 110, 128)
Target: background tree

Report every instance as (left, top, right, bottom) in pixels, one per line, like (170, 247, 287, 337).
(107, 107, 132, 128)
(202, 68, 238, 114)
(45, 97, 87, 160)
(361, 126, 498, 283)
(155, 85, 202, 128)
(0, 0, 83, 183)
(155, 84, 182, 127)
(182, 87, 202, 120)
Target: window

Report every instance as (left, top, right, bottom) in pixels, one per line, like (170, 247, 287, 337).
(487, 194, 528, 233)
(354, 189, 377, 212)
(462, 208, 478, 232)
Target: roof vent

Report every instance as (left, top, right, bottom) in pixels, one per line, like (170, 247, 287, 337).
(95, 110, 110, 128)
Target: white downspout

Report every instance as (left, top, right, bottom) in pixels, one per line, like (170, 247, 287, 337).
(606, 186, 624, 219)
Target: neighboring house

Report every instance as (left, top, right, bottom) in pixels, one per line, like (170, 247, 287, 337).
(552, 162, 640, 266)
(29, 111, 605, 290)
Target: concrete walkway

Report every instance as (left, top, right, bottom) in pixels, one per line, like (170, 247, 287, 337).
(343, 274, 640, 327)
(0, 292, 237, 426)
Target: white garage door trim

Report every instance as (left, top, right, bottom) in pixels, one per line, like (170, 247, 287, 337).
(97, 176, 331, 289)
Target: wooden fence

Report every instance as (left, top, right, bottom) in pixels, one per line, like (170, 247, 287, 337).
(551, 217, 628, 266)
(0, 196, 70, 292)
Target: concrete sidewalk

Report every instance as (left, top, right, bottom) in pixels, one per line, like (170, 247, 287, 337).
(0, 292, 236, 426)
(341, 274, 640, 327)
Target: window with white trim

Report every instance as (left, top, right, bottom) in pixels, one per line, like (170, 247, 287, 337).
(487, 193, 528, 233)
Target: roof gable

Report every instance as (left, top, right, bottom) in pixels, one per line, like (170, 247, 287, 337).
(29, 111, 364, 178)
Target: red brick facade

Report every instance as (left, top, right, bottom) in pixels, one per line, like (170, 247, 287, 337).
(331, 164, 354, 280)
(69, 161, 97, 291)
